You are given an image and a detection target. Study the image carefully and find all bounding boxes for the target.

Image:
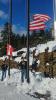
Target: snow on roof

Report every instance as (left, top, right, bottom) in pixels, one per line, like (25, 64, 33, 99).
(0, 56, 8, 61)
(12, 48, 27, 57)
(18, 48, 27, 52)
(14, 57, 21, 63)
(21, 52, 26, 57)
(36, 41, 56, 53)
(30, 47, 36, 52)
(12, 51, 18, 57)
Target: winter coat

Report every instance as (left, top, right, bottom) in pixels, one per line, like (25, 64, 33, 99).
(1, 64, 8, 71)
(19, 61, 27, 70)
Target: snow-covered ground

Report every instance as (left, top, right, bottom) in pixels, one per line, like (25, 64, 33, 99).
(0, 68, 56, 100)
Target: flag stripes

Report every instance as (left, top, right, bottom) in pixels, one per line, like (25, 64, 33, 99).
(30, 22, 45, 26)
(29, 22, 46, 31)
(30, 19, 46, 31)
(29, 26, 46, 31)
(30, 20, 44, 24)
(29, 14, 50, 31)
(33, 14, 51, 22)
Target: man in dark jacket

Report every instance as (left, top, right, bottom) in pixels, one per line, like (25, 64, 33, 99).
(19, 57, 27, 82)
(1, 60, 8, 81)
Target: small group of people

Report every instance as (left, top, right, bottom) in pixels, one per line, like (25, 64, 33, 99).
(0, 48, 40, 82)
(18, 56, 40, 82)
(18, 48, 40, 82)
(1, 55, 39, 82)
(1, 47, 54, 82)
(1, 47, 53, 82)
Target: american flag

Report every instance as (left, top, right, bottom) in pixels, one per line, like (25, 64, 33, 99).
(33, 14, 51, 22)
(29, 14, 50, 31)
(29, 19, 46, 31)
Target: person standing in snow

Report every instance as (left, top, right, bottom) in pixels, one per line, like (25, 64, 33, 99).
(1, 60, 8, 81)
(44, 47, 50, 77)
(32, 49, 39, 72)
(32, 57, 37, 71)
(19, 57, 27, 82)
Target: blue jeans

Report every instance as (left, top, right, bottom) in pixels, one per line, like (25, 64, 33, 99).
(1, 70, 6, 81)
(21, 69, 27, 82)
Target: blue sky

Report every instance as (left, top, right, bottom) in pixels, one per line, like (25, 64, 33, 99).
(0, 0, 54, 35)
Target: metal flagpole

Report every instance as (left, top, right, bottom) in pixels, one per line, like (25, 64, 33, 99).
(27, 0, 30, 83)
(53, 0, 55, 39)
(53, 0, 56, 40)
(8, 0, 12, 77)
